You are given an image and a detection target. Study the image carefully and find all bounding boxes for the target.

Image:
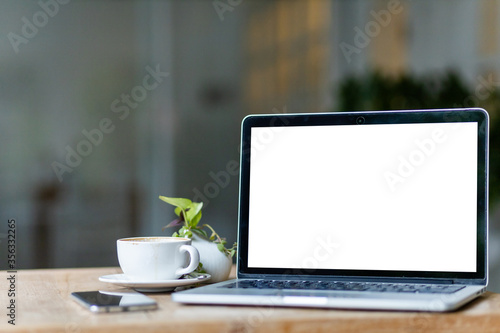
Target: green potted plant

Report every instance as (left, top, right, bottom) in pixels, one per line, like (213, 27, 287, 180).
(159, 196, 237, 283)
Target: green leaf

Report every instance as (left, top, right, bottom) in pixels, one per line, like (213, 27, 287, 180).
(217, 243, 225, 252)
(192, 228, 208, 239)
(186, 202, 203, 225)
(195, 262, 206, 273)
(190, 210, 202, 227)
(178, 226, 188, 237)
(159, 196, 192, 210)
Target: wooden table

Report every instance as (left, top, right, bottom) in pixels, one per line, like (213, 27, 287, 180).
(1, 267, 500, 333)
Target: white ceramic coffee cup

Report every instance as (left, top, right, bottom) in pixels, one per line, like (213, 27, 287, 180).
(117, 237, 199, 280)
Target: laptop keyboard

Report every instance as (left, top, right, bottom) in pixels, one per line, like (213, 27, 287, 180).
(220, 280, 465, 294)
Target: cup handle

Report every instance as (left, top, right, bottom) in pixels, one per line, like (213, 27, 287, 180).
(176, 244, 200, 277)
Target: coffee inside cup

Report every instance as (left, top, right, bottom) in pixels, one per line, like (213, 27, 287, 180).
(120, 237, 189, 242)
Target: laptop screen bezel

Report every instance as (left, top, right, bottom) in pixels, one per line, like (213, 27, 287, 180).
(237, 108, 488, 282)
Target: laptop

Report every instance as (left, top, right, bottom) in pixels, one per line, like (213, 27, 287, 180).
(173, 108, 489, 312)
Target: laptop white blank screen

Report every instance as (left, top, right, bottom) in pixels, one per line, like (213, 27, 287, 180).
(248, 122, 477, 272)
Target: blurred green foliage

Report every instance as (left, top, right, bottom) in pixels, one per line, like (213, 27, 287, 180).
(336, 71, 500, 203)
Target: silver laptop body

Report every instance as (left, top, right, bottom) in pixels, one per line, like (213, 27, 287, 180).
(173, 108, 489, 312)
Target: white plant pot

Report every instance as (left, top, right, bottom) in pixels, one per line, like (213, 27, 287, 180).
(191, 234, 233, 283)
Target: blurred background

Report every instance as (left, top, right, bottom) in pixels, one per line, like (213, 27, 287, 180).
(1, 0, 500, 290)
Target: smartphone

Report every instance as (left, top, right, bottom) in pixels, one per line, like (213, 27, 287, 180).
(71, 290, 157, 313)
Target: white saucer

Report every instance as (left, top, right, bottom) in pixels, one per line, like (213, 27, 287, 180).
(98, 273, 211, 292)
